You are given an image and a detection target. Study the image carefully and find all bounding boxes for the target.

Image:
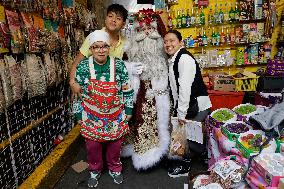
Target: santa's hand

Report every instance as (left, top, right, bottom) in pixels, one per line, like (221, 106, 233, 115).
(132, 62, 143, 75)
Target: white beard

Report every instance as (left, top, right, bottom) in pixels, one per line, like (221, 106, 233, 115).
(127, 31, 168, 81)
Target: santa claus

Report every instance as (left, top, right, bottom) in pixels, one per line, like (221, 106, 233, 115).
(122, 9, 171, 170)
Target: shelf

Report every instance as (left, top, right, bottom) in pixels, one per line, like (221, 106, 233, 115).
(202, 63, 267, 70)
(174, 19, 267, 29)
(186, 41, 269, 50)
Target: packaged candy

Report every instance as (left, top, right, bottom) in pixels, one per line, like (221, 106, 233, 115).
(5, 10, 24, 53)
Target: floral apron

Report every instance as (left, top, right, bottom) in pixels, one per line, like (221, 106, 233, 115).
(80, 56, 129, 142)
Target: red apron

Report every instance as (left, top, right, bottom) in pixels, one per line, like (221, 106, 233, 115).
(80, 56, 129, 142)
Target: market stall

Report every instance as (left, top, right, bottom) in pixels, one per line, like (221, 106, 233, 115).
(165, 0, 284, 188)
(0, 0, 99, 188)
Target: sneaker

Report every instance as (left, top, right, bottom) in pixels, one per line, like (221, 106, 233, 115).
(109, 170, 123, 184)
(168, 165, 190, 178)
(88, 171, 101, 188)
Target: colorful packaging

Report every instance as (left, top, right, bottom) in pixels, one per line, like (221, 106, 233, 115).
(257, 23, 265, 42)
(262, 0, 269, 18)
(240, 0, 249, 20)
(249, 23, 257, 43)
(250, 44, 259, 64)
(0, 6, 10, 53)
(264, 44, 272, 60)
(242, 24, 250, 43)
(5, 10, 24, 53)
(258, 44, 266, 64)
(244, 46, 250, 64)
(235, 27, 243, 44)
(236, 47, 245, 65)
(252, 153, 284, 187)
(254, 5, 263, 19)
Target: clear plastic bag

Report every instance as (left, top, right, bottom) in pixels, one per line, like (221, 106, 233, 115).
(169, 118, 187, 157)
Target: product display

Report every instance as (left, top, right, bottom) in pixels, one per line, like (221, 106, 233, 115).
(0, 1, 95, 188)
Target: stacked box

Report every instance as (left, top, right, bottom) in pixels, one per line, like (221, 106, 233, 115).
(252, 153, 284, 187)
(266, 59, 284, 76)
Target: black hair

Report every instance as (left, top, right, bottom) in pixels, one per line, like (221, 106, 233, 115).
(166, 30, 183, 41)
(107, 4, 128, 22)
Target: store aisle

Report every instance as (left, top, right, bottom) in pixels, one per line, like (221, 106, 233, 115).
(54, 139, 207, 189)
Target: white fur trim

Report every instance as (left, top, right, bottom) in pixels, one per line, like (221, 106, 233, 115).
(131, 77, 171, 170)
(121, 144, 134, 157)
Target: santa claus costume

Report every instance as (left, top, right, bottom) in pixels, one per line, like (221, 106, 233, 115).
(122, 9, 171, 170)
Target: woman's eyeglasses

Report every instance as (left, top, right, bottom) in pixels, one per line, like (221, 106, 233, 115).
(90, 45, 110, 52)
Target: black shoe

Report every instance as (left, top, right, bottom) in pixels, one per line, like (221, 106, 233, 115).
(168, 159, 191, 178)
(168, 165, 190, 178)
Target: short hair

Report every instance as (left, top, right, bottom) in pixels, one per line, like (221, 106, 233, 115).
(107, 4, 128, 22)
(166, 30, 183, 41)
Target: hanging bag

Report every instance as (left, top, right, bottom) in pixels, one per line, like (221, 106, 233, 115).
(169, 117, 187, 157)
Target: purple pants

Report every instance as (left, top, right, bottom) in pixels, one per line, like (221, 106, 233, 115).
(85, 138, 124, 173)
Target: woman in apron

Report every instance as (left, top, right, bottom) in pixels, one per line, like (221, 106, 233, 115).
(72, 30, 134, 187)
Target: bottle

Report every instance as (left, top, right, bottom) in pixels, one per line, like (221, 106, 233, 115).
(220, 26, 226, 45)
(234, 2, 240, 22)
(230, 27, 235, 45)
(186, 9, 191, 28)
(208, 6, 214, 25)
(167, 11, 173, 29)
(214, 5, 219, 24)
(177, 10, 182, 28)
(218, 4, 224, 24)
(191, 7, 195, 26)
(195, 8, 200, 26)
(211, 27, 216, 46)
(215, 28, 220, 46)
(223, 3, 230, 23)
(200, 6, 205, 25)
(181, 9, 187, 28)
(202, 28, 208, 46)
(229, 3, 235, 23)
(172, 11, 177, 29)
(198, 29, 203, 46)
(226, 27, 231, 45)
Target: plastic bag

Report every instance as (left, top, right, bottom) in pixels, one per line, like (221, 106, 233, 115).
(169, 118, 187, 157)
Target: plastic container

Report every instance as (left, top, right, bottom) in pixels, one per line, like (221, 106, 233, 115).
(208, 90, 245, 111)
(234, 76, 259, 92)
(209, 108, 237, 128)
(236, 130, 277, 159)
(221, 121, 250, 141)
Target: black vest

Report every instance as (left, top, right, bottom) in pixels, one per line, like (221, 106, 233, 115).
(172, 48, 208, 101)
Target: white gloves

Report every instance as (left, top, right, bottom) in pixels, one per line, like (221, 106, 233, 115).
(131, 62, 143, 75)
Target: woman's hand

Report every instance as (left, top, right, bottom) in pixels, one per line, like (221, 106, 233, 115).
(70, 80, 82, 101)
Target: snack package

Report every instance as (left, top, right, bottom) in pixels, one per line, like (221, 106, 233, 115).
(236, 47, 245, 65)
(21, 12, 40, 53)
(5, 10, 24, 53)
(169, 117, 187, 157)
(0, 6, 10, 53)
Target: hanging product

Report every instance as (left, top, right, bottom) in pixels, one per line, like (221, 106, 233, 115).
(0, 58, 14, 107)
(5, 10, 25, 54)
(5, 55, 24, 101)
(0, 59, 6, 113)
(43, 53, 57, 86)
(25, 54, 47, 97)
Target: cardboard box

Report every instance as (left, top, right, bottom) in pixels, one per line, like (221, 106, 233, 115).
(213, 76, 235, 92)
(253, 153, 284, 187)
